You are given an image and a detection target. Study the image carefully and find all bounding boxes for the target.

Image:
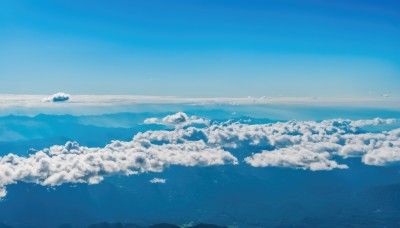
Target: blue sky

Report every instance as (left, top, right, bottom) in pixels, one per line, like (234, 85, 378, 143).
(0, 0, 399, 97)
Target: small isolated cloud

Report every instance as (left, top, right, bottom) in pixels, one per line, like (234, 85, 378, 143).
(144, 112, 210, 128)
(42, 92, 70, 102)
(150, 178, 166, 184)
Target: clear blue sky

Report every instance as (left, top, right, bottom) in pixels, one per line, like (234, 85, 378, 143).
(0, 0, 399, 97)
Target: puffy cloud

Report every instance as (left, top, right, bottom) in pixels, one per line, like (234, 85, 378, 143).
(143, 118, 159, 124)
(139, 115, 400, 170)
(245, 146, 348, 171)
(42, 93, 70, 102)
(144, 112, 209, 128)
(1, 112, 399, 198)
(350, 118, 396, 128)
(140, 115, 399, 170)
(359, 129, 400, 165)
(161, 112, 190, 124)
(362, 147, 400, 166)
(236, 121, 399, 169)
(150, 178, 166, 184)
(142, 115, 399, 168)
(0, 138, 237, 198)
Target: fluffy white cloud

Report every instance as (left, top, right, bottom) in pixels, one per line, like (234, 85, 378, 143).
(150, 178, 166, 184)
(245, 146, 348, 171)
(139, 114, 400, 170)
(359, 129, 400, 165)
(0, 112, 399, 198)
(140, 114, 400, 169)
(211, 119, 398, 169)
(350, 118, 396, 128)
(42, 93, 70, 102)
(144, 114, 398, 166)
(0, 136, 237, 198)
(362, 147, 400, 166)
(236, 121, 399, 169)
(144, 112, 209, 128)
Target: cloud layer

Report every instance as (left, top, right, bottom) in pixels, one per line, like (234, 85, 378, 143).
(0, 137, 237, 198)
(0, 113, 399, 198)
(139, 116, 399, 170)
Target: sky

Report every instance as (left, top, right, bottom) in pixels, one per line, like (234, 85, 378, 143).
(0, 0, 399, 98)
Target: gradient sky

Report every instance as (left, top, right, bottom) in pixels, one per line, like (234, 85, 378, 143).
(0, 0, 399, 97)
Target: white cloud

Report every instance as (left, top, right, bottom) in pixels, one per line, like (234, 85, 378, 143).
(141, 115, 399, 168)
(150, 178, 166, 184)
(42, 93, 70, 102)
(144, 112, 209, 128)
(237, 121, 400, 170)
(350, 118, 396, 128)
(362, 147, 400, 166)
(140, 114, 400, 168)
(143, 118, 159, 124)
(0, 112, 399, 198)
(139, 115, 400, 170)
(360, 129, 400, 165)
(245, 146, 348, 171)
(161, 112, 190, 125)
(0, 137, 237, 198)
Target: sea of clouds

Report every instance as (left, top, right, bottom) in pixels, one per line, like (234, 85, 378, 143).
(0, 112, 399, 198)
